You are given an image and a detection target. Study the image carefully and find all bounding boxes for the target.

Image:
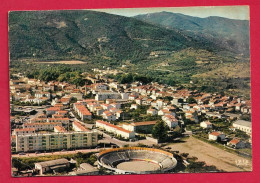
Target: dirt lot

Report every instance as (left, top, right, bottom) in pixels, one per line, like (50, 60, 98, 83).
(36, 60, 86, 64)
(167, 136, 252, 172)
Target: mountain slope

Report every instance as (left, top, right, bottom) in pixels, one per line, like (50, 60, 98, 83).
(8, 10, 216, 61)
(134, 11, 250, 56)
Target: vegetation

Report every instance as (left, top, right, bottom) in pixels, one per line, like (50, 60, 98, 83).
(135, 11, 249, 56)
(152, 121, 168, 142)
(12, 152, 96, 171)
(8, 10, 251, 97)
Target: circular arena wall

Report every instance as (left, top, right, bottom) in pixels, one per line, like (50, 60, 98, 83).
(98, 147, 177, 174)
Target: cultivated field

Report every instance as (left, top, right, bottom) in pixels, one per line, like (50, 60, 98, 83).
(36, 60, 86, 64)
(167, 136, 252, 172)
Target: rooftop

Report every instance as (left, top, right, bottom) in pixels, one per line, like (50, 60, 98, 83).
(35, 158, 69, 168)
(131, 121, 157, 126)
(233, 120, 251, 128)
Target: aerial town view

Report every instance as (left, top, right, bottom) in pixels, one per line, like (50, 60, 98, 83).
(9, 6, 252, 177)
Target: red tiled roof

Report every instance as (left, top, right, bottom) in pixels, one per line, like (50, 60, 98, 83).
(48, 118, 69, 121)
(131, 121, 157, 126)
(74, 103, 92, 116)
(24, 122, 62, 126)
(54, 126, 67, 132)
(14, 128, 35, 132)
(46, 107, 61, 111)
(229, 139, 240, 145)
(210, 132, 221, 136)
(72, 121, 90, 132)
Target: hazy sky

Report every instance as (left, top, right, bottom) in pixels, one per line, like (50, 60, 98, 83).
(93, 6, 249, 20)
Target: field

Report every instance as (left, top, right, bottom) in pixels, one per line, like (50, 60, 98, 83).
(167, 136, 252, 172)
(35, 60, 87, 64)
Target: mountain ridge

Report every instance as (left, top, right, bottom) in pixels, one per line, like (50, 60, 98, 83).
(134, 11, 249, 56)
(9, 10, 235, 62)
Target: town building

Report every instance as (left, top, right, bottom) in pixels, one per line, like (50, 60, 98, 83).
(16, 131, 98, 152)
(72, 121, 90, 132)
(233, 120, 252, 135)
(35, 158, 70, 175)
(73, 103, 92, 120)
(200, 121, 213, 129)
(23, 122, 63, 131)
(95, 92, 122, 101)
(54, 126, 67, 133)
(227, 138, 245, 149)
(13, 128, 36, 136)
(162, 115, 178, 128)
(208, 131, 225, 141)
(122, 121, 157, 133)
(96, 120, 135, 139)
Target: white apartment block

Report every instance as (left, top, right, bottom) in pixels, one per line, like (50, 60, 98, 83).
(95, 92, 122, 101)
(16, 131, 98, 152)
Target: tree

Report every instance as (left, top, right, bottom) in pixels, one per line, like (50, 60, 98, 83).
(186, 97, 197, 104)
(70, 97, 77, 103)
(152, 121, 168, 142)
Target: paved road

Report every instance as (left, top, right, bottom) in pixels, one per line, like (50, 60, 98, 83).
(12, 148, 102, 158)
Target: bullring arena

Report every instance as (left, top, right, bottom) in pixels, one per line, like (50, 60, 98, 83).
(98, 147, 177, 174)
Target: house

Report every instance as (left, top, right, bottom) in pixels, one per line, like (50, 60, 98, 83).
(208, 132, 225, 141)
(130, 104, 138, 110)
(227, 138, 245, 149)
(47, 118, 70, 126)
(135, 98, 143, 105)
(158, 109, 174, 116)
(46, 107, 61, 116)
(200, 121, 213, 129)
(73, 103, 92, 120)
(147, 108, 157, 116)
(162, 115, 178, 128)
(102, 111, 116, 121)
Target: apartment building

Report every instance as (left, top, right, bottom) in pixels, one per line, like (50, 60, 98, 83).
(73, 103, 92, 121)
(96, 120, 135, 139)
(16, 131, 98, 152)
(23, 122, 63, 131)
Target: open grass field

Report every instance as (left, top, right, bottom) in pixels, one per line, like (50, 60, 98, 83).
(167, 136, 252, 172)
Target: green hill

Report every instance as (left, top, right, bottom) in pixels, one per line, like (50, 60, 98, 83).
(9, 10, 217, 62)
(134, 11, 249, 56)
(8, 10, 250, 97)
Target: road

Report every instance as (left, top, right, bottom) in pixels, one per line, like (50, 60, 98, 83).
(12, 148, 102, 158)
(166, 136, 252, 172)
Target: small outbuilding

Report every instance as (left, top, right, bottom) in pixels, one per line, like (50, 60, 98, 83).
(35, 158, 70, 175)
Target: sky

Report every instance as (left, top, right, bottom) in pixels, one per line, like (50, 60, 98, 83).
(93, 6, 249, 20)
